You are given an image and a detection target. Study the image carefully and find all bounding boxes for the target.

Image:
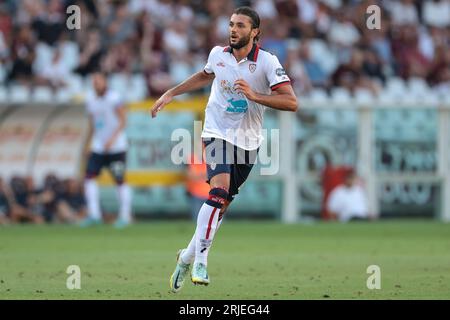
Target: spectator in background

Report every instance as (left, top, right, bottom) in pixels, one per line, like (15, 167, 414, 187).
(391, 26, 431, 79)
(361, 47, 386, 85)
(386, 0, 419, 26)
(35, 173, 63, 223)
(327, 169, 371, 222)
(74, 28, 104, 77)
(35, 47, 70, 89)
(274, 0, 301, 38)
(261, 20, 289, 64)
(102, 1, 136, 46)
(332, 49, 380, 94)
(328, 9, 361, 63)
(422, 0, 450, 29)
(57, 178, 86, 223)
(361, 27, 395, 78)
(0, 0, 448, 94)
(297, 40, 328, 88)
(31, 0, 65, 46)
(7, 24, 36, 85)
(428, 46, 450, 95)
(285, 41, 313, 95)
(102, 39, 137, 74)
(0, 4, 12, 63)
(9, 176, 44, 224)
(0, 177, 14, 225)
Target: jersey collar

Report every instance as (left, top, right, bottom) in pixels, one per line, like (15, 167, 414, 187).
(223, 43, 260, 62)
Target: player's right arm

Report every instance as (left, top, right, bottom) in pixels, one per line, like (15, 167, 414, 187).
(150, 71, 215, 118)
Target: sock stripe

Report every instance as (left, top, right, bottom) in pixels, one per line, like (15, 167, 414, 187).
(205, 207, 218, 239)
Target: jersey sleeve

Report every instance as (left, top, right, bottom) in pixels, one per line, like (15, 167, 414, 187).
(203, 46, 220, 75)
(265, 54, 291, 91)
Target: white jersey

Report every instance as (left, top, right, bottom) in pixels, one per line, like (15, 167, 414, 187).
(202, 44, 291, 150)
(86, 90, 128, 154)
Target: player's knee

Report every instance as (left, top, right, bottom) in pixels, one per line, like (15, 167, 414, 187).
(205, 187, 229, 208)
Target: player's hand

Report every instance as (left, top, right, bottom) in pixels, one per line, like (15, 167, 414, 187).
(234, 79, 257, 101)
(150, 92, 173, 118)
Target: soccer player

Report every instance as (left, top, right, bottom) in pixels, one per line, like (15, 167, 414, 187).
(150, 7, 298, 292)
(80, 72, 132, 228)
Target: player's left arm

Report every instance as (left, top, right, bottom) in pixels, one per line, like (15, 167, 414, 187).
(234, 80, 298, 112)
(105, 104, 127, 151)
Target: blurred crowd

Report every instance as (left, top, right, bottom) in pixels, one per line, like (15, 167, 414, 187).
(0, 0, 449, 96)
(0, 174, 86, 225)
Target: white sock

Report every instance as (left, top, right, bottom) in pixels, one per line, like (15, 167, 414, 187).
(84, 179, 101, 220)
(194, 202, 220, 266)
(181, 233, 196, 264)
(181, 214, 225, 265)
(118, 184, 132, 223)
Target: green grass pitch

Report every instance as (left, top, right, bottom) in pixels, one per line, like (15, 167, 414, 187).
(0, 220, 449, 299)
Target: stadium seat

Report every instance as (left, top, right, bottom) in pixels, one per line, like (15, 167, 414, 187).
(309, 88, 329, 104)
(31, 86, 53, 103)
(401, 92, 418, 104)
(125, 74, 148, 102)
(330, 87, 352, 105)
(377, 88, 401, 105)
(354, 88, 375, 105)
(386, 77, 407, 95)
(9, 85, 31, 103)
(55, 88, 72, 103)
(421, 91, 440, 105)
(408, 77, 429, 91)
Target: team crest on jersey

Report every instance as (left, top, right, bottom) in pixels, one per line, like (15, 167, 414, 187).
(249, 63, 257, 73)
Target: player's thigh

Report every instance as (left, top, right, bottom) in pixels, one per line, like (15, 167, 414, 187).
(203, 138, 232, 191)
(228, 147, 258, 199)
(106, 152, 127, 184)
(85, 152, 104, 178)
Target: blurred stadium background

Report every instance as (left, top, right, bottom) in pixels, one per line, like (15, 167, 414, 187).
(0, 0, 450, 223)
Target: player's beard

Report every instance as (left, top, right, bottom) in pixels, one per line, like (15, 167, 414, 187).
(229, 31, 252, 49)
